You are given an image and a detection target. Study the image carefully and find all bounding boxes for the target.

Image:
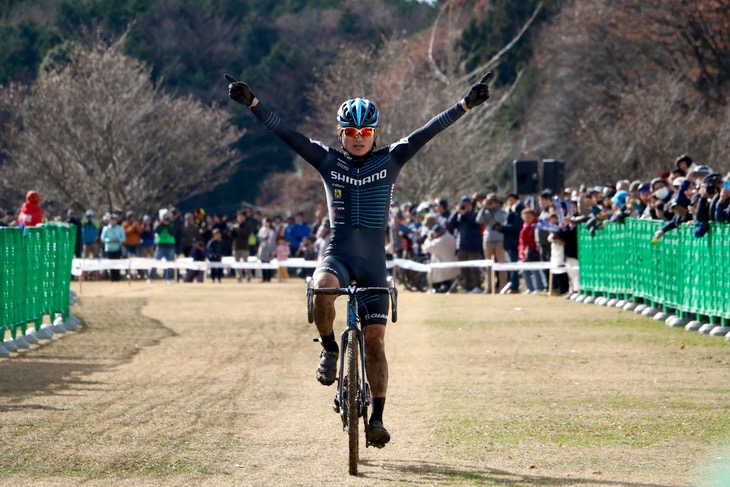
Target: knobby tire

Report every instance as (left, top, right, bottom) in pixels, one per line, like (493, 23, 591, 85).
(346, 329, 359, 475)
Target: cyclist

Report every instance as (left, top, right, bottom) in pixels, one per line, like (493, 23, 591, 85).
(227, 72, 491, 447)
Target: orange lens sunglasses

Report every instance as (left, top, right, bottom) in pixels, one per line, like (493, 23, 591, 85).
(342, 127, 375, 138)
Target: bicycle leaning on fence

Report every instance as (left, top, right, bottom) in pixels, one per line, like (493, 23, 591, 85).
(306, 276, 398, 476)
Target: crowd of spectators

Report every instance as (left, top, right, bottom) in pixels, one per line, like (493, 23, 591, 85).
(1, 154, 727, 292)
(383, 154, 729, 296)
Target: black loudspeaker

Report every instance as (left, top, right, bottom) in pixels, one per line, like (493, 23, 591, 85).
(513, 160, 538, 195)
(542, 159, 565, 194)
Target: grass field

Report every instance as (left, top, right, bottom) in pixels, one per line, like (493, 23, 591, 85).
(0, 280, 729, 486)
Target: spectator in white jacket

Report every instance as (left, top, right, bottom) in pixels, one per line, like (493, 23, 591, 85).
(421, 224, 460, 293)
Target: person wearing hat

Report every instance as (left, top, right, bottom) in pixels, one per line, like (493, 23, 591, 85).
(675, 154, 693, 173)
(421, 224, 460, 293)
(16, 190, 45, 227)
(651, 177, 695, 244)
(446, 195, 484, 293)
(148, 210, 176, 283)
(687, 164, 713, 184)
(637, 183, 652, 217)
(691, 173, 725, 238)
(476, 193, 508, 292)
(100, 213, 126, 282)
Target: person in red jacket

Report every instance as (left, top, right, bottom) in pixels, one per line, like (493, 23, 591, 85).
(518, 207, 545, 294)
(17, 190, 45, 227)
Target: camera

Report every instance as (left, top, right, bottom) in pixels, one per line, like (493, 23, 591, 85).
(706, 184, 718, 195)
(459, 204, 466, 211)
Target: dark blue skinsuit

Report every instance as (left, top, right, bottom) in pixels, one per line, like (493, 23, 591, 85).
(251, 102, 466, 324)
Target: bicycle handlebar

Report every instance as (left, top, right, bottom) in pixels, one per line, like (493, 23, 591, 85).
(312, 287, 391, 296)
(306, 278, 398, 323)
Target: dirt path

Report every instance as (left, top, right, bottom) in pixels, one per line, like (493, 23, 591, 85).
(1, 281, 729, 486)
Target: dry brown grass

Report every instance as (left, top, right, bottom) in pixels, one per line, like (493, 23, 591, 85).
(1, 279, 728, 486)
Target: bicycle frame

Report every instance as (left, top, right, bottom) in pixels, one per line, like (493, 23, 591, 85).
(306, 277, 398, 441)
(306, 276, 398, 474)
(334, 291, 370, 426)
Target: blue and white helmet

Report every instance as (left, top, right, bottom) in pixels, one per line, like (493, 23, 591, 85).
(337, 98, 379, 127)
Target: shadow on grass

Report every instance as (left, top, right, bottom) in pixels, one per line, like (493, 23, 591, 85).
(0, 297, 176, 401)
(361, 459, 675, 486)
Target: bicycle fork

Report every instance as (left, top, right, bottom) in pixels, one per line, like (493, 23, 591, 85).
(333, 299, 370, 428)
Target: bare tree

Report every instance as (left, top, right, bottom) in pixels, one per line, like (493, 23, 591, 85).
(0, 36, 244, 214)
(519, 0, 730, 187)
(256, 2, 544, 212)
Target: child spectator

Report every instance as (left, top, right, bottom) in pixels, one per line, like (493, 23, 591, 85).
(17, 190, 45, 227)
(295, 235, 317, 279)
(547, 214, 570, 296)
(275, 236, 291, 282)
(518, 208, 545, 294)
(184, 239, 209, 283)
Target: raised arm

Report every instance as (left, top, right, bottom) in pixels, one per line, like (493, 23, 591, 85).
(225, 73, 328, 167)
(390, 72, 493, 164)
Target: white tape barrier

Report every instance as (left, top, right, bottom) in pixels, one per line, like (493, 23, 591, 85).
(71, 256, 577, 277)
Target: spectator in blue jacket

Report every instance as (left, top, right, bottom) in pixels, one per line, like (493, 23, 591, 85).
(140, 215, 156, 258)
(286, 212, 311, 256)
(81, 210, 100, 258)
(446, 195, 483, 293)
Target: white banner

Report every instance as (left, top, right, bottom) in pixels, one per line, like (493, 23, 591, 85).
(71, 256, 576, 277)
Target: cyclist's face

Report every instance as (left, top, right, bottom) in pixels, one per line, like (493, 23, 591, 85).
(340, 127, 376, 157)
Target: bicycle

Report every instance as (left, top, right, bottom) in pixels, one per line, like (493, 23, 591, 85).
(306, 275, 398, 476)
(392, 254, 429, 292)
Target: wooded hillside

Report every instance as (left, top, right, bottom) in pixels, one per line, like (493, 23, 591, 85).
(1, 0, 728, 216)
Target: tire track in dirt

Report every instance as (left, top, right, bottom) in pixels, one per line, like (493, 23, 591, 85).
(2, 282, 727, 486)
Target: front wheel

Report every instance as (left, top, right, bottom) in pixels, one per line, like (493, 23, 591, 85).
(306, 277, 314, 323)
(346, 329, 359, 475)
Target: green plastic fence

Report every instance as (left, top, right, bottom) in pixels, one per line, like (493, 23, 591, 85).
(0, 224, 75, 340)
(578, 218, 730, 321)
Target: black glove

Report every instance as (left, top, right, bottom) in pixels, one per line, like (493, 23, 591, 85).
(463, 71, 493, 109)
(224, 73, 256, 107)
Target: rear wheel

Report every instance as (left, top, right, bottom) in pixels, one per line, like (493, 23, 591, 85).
(346, 329, 359, 475)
